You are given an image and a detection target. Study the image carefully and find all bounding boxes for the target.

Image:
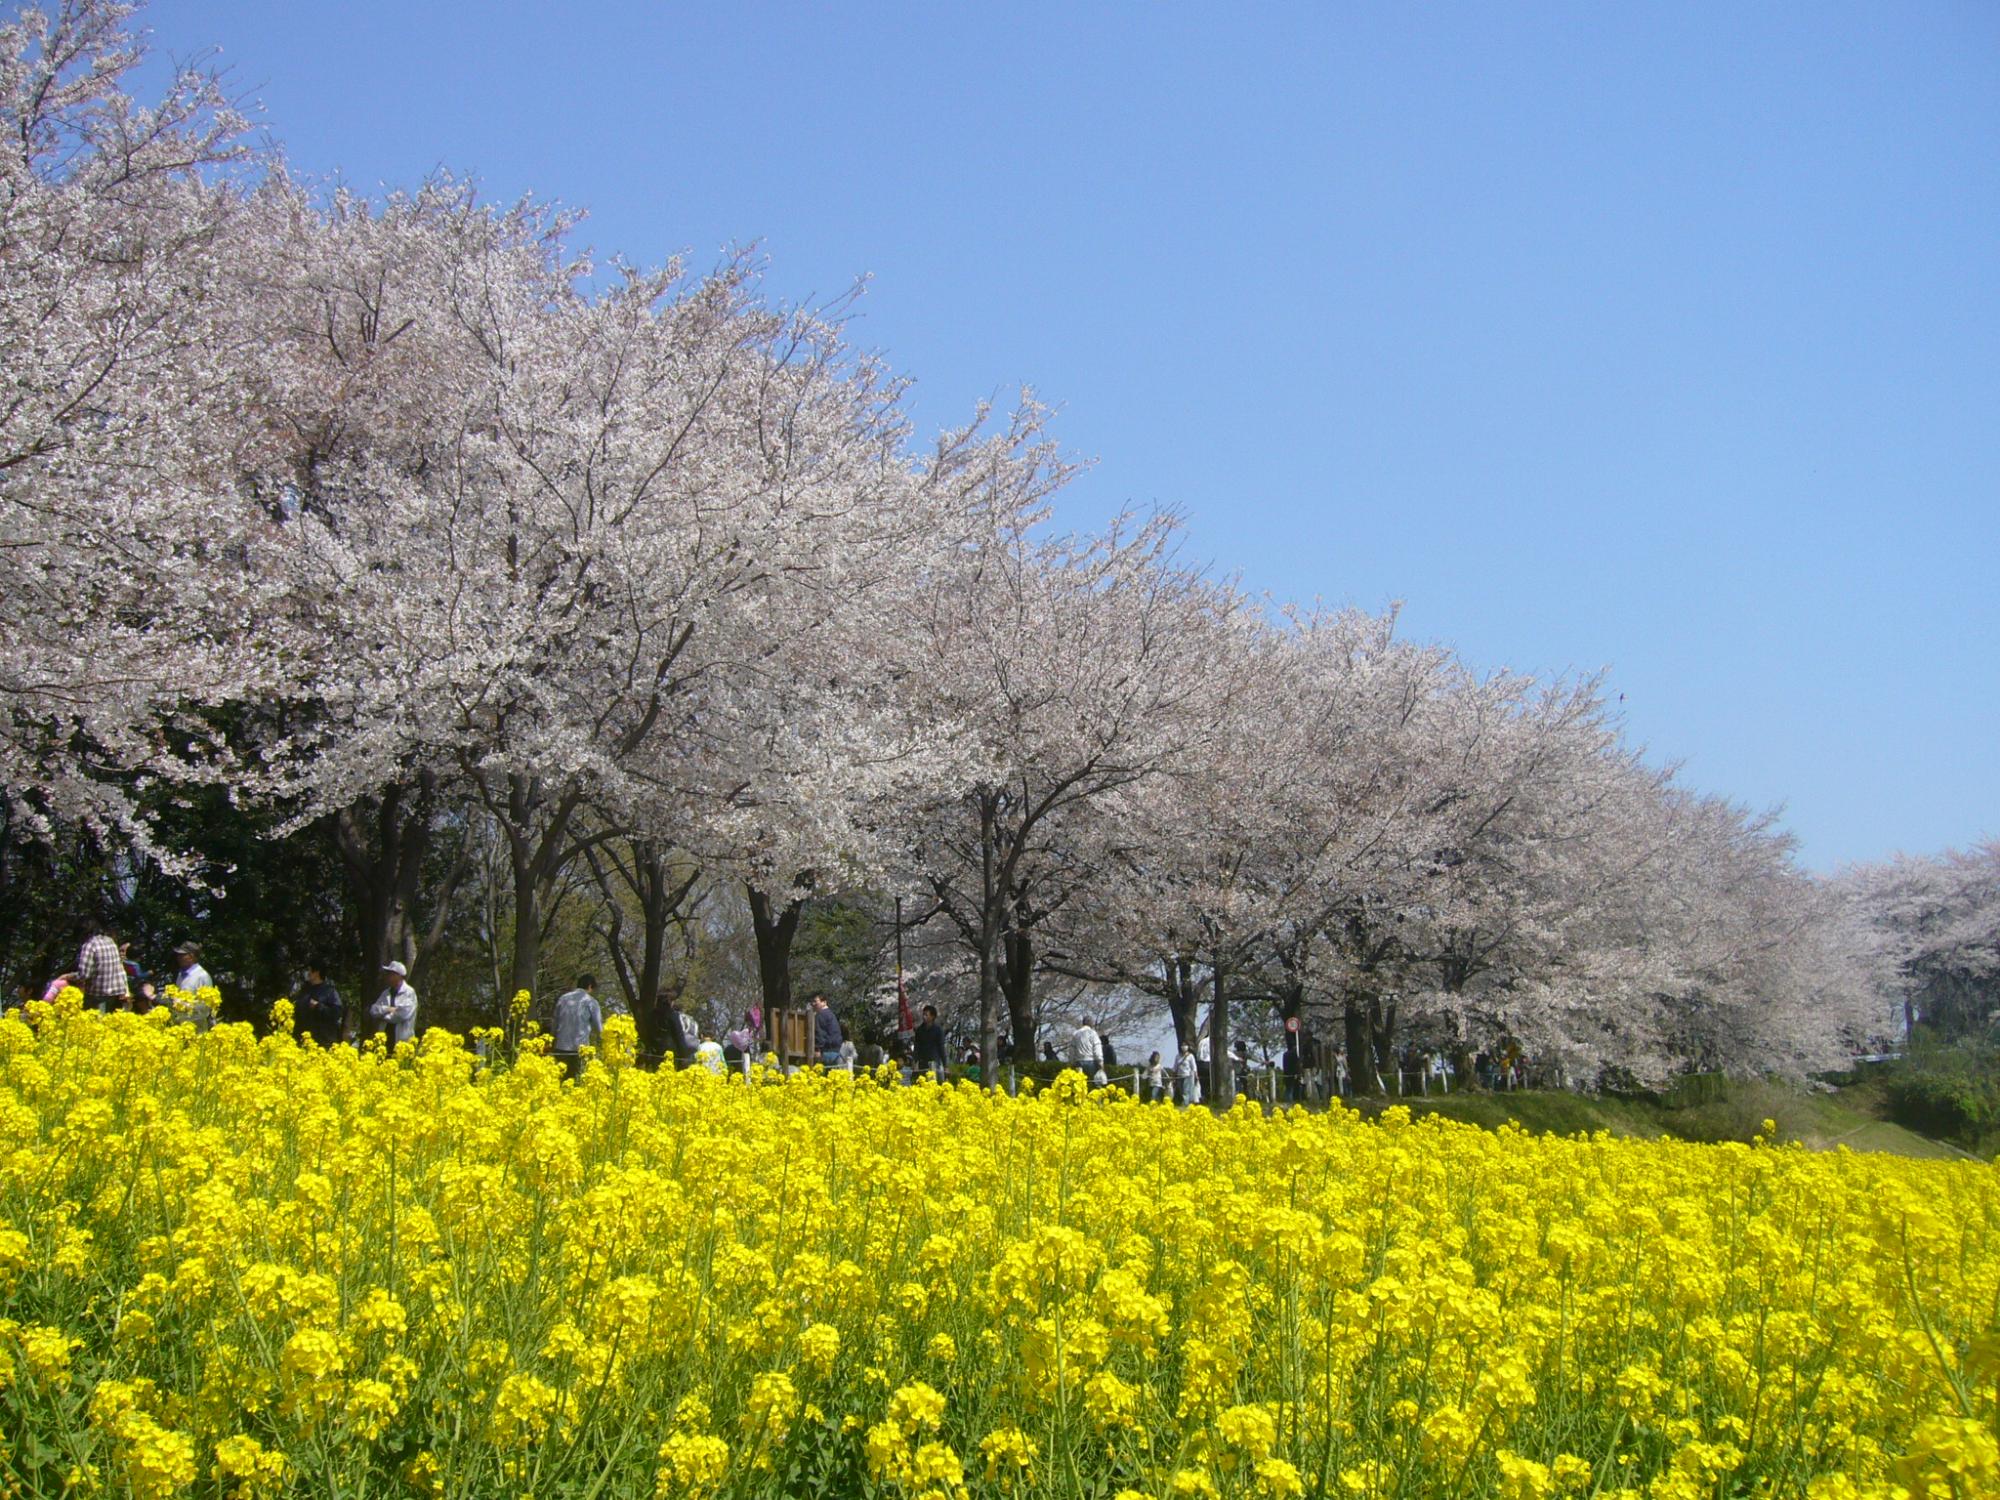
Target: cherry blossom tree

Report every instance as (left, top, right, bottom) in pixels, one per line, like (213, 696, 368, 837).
(0, 0, 277, 862)
(898, 513, 1244, 1070)
(236, 163, 1076, 1010)
(683, 401, 1070, 1031)
(0, 0, 1913, 1093)
(1386, 669, 1662, 1083)
(218, 173, 572, 974)
(1838, 840, 2000, 1040)
(1085, 606, 1457, 1100)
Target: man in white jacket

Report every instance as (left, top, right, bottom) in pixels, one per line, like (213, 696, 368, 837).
(369, 961, 419, 1047)
(1069, 1019, 1106, 1087)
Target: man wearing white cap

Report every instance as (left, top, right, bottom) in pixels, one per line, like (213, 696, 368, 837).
(171, 941, 215, 1029)
(171, 941, 212, 997)
(369, 961, 419, 1047)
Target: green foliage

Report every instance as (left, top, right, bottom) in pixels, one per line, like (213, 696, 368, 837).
(1356, 1075, 1973, 1160)
(791, 899, 889, 1039)
(1880, 1038, 2000, 1150)
(1887, 1070, 1991, 1141)
(0, 787, 353, 1023)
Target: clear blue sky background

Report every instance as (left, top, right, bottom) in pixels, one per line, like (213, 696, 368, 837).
(147, 1, 1999, 869)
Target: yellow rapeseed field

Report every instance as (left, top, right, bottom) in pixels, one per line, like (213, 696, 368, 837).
(0, 990, 1995, 1500)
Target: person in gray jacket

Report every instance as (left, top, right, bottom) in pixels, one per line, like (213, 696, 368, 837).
(553, 974, 604, 1076)
(369, 961, 418, 1047)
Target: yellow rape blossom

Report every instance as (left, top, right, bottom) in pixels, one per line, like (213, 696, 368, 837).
(656, 1431, 730, 1497)
(980, 1425, 1037, 1484)
(213, 1434, 287, 1497)
(0, 999, 1992, 1500)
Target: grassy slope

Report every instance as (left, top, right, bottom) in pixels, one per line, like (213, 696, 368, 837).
(1345, 1078, 1974, 1160)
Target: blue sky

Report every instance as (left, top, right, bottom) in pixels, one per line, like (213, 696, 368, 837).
(147, 1, 1999, 869)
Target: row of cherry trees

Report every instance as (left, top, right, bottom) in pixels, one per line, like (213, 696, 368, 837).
(1836, 842, 2000, 1042)
(2, 1, 1896, 1088)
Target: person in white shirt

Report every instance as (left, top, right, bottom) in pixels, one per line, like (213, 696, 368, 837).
(695, 1035, 726, 1073)
(170, 941, 216, 1029)
(1175, 1045, 1202, 1107)
(1069, 1019, 1106, 1087)
(369, 961, 419, 1047)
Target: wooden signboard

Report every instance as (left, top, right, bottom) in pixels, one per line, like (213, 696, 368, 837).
(766, 1008, 811, 1067)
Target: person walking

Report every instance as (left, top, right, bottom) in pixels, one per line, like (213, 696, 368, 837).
(811, 993, 843, 1065)
(913, 1004, 948, 1082)
(1144, 1050, 1165, 1103)
(369, 961, 418, 1048)
(295, 965, 345, 1047)
(1069, 1018, 1106, 1087)
(75, 925, 129, 1012)
(553, 974, 604, 1076)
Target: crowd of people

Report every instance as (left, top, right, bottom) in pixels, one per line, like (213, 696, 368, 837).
(24, 925, 423, 1049)
(23, 927, 1548, 1106)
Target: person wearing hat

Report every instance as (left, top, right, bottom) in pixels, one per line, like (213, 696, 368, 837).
(369, 961, 418, 1048)
(170, 941, 215, 1029)
(172, 941, 212, 996)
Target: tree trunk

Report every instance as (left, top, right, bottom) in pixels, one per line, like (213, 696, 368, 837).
(469, 767, 588, 1018)
(636, 878, 670, 1055)
(1343, 995, 1383, 1095)
(1164, 953, 1202, 1053)
(1448, 1005, 1478, 1092)
(747, 883, 803, 1022)
(333, 779, 433, 980)
(591, 841, 700, 1060)
(975, 792, 1002, 1079)
(1000, 925, 1036, 1063)
(507, 840, 541, 1002)
(1368, 993, 1399, 1088)
(1209, 954, 1233, 1104)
